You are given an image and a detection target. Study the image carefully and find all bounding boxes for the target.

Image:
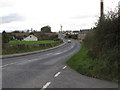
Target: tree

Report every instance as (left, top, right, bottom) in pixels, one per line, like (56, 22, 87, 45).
(2, 31, 12, 43)
(41, 26, 51, 33)
(12, 30, 20, 33)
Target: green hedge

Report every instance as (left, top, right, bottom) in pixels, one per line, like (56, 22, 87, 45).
(67, 43, 119, 82)
(2, 41, 63, 55)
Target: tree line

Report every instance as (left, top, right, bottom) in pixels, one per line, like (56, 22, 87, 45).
(2, 25, 52, 43)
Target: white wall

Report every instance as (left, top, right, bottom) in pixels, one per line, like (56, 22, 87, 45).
(23, 35, 38, 41)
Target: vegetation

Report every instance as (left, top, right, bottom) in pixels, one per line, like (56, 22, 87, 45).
(2, 31, 12, 43)
(67, 9, 119, 82)
(67, 43, 118, 82)
(41, 26, 51, 33)
(3, 40, 63, 55)
(37, 33, 58, 40)
(65, 34, 78, 39)
(9, 40, 56, 44)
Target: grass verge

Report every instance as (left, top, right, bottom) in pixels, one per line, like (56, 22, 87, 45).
(9, 40, 55, 44)
(66, 43, 118, 82)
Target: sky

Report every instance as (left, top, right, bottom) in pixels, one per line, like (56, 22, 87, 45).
(0, 0, 119, 32)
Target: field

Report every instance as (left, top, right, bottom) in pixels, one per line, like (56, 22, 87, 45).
(9, 40, 55, 44)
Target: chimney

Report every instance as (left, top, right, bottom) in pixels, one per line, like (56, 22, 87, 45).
(100, 0, 104, 17)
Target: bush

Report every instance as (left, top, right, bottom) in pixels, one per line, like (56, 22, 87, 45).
(83, 9, 119, 81)
(65, 34, 78, 39)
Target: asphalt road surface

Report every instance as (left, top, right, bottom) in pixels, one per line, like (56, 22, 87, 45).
(2, 36, 118, 89)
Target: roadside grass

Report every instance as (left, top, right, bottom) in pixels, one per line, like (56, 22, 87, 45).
(9, 40, 55, 44)
(66, 43, 118, 82)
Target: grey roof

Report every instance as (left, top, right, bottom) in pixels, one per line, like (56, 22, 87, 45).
(72, 31, 80, 33)
(79, 29, 90, 34)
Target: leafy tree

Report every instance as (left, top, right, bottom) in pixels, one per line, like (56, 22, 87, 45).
(2, 31, 12, 43)
(41, 26, 51, 33)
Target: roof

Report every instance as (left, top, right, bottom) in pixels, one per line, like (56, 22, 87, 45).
(72, 31, 79, 33)
(79, 29, 90, 34)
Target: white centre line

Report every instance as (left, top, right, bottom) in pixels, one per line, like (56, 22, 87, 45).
(54, 53, 61, 55)
(62, 66, 67, 69)
(1, 58, 40, 68)
(54, 72, 61, 77)
(1, 63, 16, 68)
(71, 46, 74, 48)
(46, 53, 53, 55)
(42, 82, 51, 89)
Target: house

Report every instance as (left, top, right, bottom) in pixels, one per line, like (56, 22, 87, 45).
(65, 30, 72, 35)
(23, 34, 38, 41)
(78, 29, 90, 40)
(72, 31, 79, 34)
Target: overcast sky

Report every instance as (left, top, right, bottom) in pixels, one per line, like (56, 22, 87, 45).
(0, 0, 119, 32)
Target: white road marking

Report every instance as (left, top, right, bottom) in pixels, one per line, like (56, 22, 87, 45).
(42, 82, 51, 89)
(1, 58, 40, 67)
(54, 72, 61, 77)
(17, 61, 29, 65)
(2, 45, 73, 68)
(71, 46, 74, 48)
(1, 63, 15, 68)
(46, 53, 53, 55)
(54, 53, 61, 55)
(0, 64, 9, 68)
(28, 60, 32, 62)
(62, 66, 67, 69)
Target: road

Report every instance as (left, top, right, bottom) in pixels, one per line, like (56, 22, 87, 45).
(2, 34, 118, 89)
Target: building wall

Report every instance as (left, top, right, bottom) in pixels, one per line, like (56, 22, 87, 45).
(78, 34, 86, 40)
(23, 35, 38, 41)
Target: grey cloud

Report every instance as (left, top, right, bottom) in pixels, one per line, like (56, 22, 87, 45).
(0, 13, 25, 24)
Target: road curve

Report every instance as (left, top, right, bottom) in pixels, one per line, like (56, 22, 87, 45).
(2, 40, 80, 88)
(2, 39, 118, 89)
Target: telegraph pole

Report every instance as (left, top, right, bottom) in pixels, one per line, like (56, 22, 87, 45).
(118, 1, 120, 17)
(60, 25, 62, 33)
(100, 0, 104, 17)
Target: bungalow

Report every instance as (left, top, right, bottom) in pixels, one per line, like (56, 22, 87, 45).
(72, 31, 79, 34)
(65, 30, 72, 35)
(23, 34, 38, 41)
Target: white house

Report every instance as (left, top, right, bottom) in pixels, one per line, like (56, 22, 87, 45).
(23, 35, 38, 41)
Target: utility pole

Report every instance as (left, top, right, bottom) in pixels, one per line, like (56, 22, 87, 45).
(60, 25, 62, 33)
(118, 1, 120, 17)
(100, 0, 104, 17)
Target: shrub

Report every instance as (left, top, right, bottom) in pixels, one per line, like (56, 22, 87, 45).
(84, 9, 119, 81)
